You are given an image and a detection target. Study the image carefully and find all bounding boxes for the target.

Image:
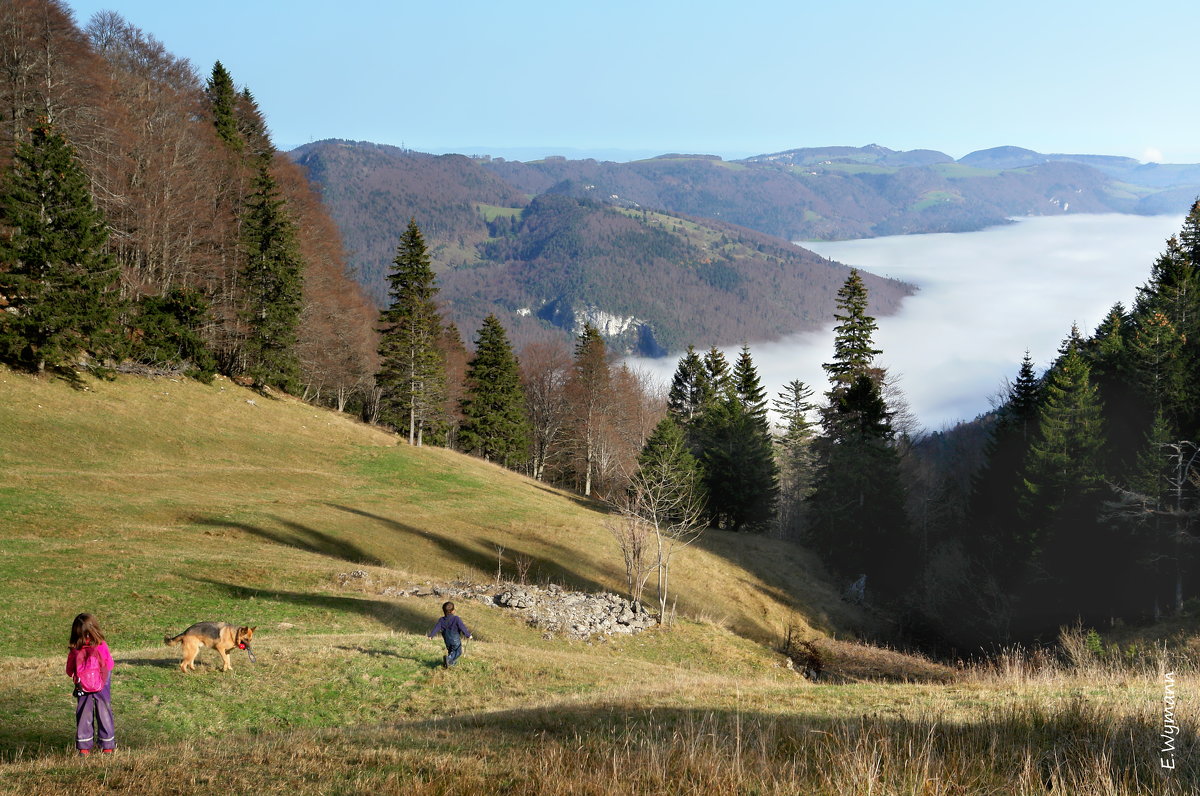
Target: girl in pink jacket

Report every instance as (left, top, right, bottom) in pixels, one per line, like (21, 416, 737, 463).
(65, 613, 115, 755)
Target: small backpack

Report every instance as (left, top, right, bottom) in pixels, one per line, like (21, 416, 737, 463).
(75, 646, 106, 693)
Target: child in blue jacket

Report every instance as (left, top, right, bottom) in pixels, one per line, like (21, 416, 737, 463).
(427, 601, 471, 667)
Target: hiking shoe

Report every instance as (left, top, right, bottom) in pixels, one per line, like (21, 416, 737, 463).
(78, 749, 90, 756)
(101, 749, 114, 754)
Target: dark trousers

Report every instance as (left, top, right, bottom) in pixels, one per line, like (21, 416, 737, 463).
(75, 673, 115, 751)
(443, 631, 463, 666)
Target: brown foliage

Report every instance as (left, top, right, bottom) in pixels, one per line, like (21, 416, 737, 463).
(0, 2, 378, 406)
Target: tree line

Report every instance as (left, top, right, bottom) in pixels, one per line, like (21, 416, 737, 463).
(0, 1, 377, 406)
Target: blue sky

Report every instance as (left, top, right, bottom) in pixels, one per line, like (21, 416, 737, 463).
(64, 0, 1200, 163)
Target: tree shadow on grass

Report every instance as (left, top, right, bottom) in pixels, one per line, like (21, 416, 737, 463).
(527, 481, 606, 512)
(192, 515, 385, 566)
(324, 503, 615, 593)
(189, 577, 432, 636)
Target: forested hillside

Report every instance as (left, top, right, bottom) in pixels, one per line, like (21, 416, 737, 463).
(293, 140, 912, 355)
(0, 1, 376, 406)
(483, 144, 1195, 240)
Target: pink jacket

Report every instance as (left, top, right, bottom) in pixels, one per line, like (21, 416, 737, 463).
(66, 642, 114, 690)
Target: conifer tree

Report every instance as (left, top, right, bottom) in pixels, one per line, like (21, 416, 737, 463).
(823, 269, 882, 391)
(1022, 328, 1106, 522)
(0, 122, 119, 372)
(1019, 328, 1110, 622)
(733, 344, 769, 429)
(774, 379, 818, 537)
(966, 352, 1042, 576)
(459, 314, 529, 467)
(696, 393, 779, 532)
(808, 270, 910, 594)
(240, 160, 303, 392)
(377, 219, 446, 445)
(700, 346, 731, 408)
(205, 61, 242, 151)
(666, 345, 707, 426)
(567, 323, 612, 497)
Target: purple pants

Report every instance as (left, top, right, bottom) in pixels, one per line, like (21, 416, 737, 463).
(75, 673, 115, 751)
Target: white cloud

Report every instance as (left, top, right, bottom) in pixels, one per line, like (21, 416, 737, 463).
(630, 213, 1185, 433)
(1143, 147, 1164, 163)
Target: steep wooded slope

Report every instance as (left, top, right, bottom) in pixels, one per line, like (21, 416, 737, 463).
(294, 140, 912, 354)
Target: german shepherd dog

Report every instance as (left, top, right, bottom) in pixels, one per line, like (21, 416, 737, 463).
(164, 623, 255, 672)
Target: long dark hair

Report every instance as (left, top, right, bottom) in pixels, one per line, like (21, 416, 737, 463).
(69, 613, 105, 650)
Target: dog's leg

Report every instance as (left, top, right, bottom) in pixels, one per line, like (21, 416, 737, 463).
(218, 644, 233, 672)
(180, 638, 199, 672)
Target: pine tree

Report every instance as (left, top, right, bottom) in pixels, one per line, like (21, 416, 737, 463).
(773, 379, 818, 537)
(377, 219, 446, 445)
(700, 346, 731, 408)
(965, 352, 1042, 577)
(733, 344, 769, 429)
(0, 122, 119, 372)
(459, 314, 530, 467)
(1019, 328, 1109, 624)
(696, 393, 779, 532)
(1132, 232, 1200, 436)
(1023, 328, 1106, 520)
(205, 61, 242, 151)
(240, 160, 303, 392)
(823, 269, 882, 392)
(666, 345, 707, 426)
(808, 270, 910, 594)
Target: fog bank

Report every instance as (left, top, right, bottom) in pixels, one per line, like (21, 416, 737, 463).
(631, 213, 1186, 432)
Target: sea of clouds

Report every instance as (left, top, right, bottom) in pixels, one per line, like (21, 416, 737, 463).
(630, 213, 1187, 433)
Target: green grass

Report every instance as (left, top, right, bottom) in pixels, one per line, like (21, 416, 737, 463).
(475, 203, 523, 222)
(910, 190, 964, 212)
(4, 367, 1196, 793)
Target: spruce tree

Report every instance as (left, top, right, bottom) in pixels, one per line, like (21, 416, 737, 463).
(666, 345, 707, 426)
(1022, 328, 1105, 521)
(459, 314, 530, 467)
(823, 269, 882, 392)
(240, 160, 303, 392)
(966, 352, 1042, 578)
(733, 344, 769, 429)
(700, 346, 732, 408)
(697, 393, 779, 532)
(773, 379, 817, 537)
(0, 122, 119, 372)
(808, 270, 911, 594)
(205, 61, 242, 151)
(377, 219, 446, 445)
(1019, 328, 1110, 624)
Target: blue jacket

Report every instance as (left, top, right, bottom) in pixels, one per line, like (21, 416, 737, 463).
(428, 614, 471, 640)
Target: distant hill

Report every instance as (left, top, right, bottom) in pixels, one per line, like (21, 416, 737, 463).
(293, 139, 1200, 354)
(293, 140, 912, 355)
(482, 143, 1200, 241)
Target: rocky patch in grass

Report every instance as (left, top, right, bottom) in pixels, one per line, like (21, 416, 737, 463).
(335, 571, 657, 639)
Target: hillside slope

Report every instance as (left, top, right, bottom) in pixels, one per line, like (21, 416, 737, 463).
(0, 368, 861, 661)
(293, 140, 912, 354)
(3, 371, 1192, 795)
(486, 145, 1168, 241)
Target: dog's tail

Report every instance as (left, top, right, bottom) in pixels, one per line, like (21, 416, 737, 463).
(164, 633, 183, 646)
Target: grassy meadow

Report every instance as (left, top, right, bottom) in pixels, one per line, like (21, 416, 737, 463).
(1, 367, 1197, 794)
